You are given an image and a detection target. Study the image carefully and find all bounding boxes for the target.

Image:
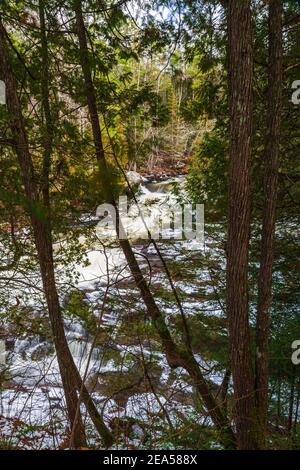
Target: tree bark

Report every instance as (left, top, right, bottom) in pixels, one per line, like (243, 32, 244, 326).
(37, 1, 86, 448)
(73, 0, 235, 450)
(255, 0, 283, 445)
(0, 16, 113, 449)
(39, 0, 53, 209)
(226, 0, 259, 449)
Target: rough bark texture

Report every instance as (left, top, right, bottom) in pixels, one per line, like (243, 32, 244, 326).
(0, 17, 113, 449)
(73, 0, 235, 449)
(255, 0, 283, 445)
(227, 0, 258, 449)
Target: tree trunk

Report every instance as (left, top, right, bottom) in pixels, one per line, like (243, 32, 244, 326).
(39, 0, 53, 209)
(255, 0, 283, 445)
(73, 0, 235, 450)
(37, 1, 86, 448)
(226, 0, 259, 449)
(288, 367, 296, 434)
(0, 16, 113, 449)
(293, 378, 300, 436)
(276, 376, 282, 430)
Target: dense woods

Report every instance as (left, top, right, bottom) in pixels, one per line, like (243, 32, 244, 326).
(0, 0, 299, 453)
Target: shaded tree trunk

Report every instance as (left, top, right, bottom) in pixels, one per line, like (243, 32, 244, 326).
(39, 0, 53, 209)
(226, 0, 259, 449)
(276, 376, 282, 430)
(37, 1, 86, 448)
(255, 0, 283, 445)
(0, 16, 113, 449)
(73, 0, 235, 450)
(288, 367, 296, 434)
(293, 378, 300, 436)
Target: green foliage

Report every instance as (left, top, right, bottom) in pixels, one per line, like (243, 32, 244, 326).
(63, 290, 97, 333)
(187, 129, 228, 216)
(0, 0, 299, 451)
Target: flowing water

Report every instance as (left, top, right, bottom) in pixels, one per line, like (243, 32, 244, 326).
(0, 174, 209, 448)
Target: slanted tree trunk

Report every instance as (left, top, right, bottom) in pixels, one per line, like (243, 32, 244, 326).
(226, 0, 259, 449)
(37, 1, 86, 448)
(255, 0, 283, 445)
(73, 0, 235, 450)
(0, 16, 113, 449)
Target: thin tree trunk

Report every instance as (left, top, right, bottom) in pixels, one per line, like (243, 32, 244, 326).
(255, 0, 283, 445)
(73, 0, 235, 450)
(293, 379, 300, 435)
(227, 0, 259, 449)
(39, 0, 53, 209)
(38, 0, 86, 448)
(0, 16, 113, 449)
(276, 376, 282, 430)
(218, 369, 231, 412)
(288, 367, 296, 434)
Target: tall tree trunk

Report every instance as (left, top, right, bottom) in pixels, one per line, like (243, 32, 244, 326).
(227, 0, 258, 449)
(37, 0, 86, 448)
(255, 0, 283, 445)
(73, 0, 235, 450)
(0, 16, 113, 449)
(39, 0, 53, 209)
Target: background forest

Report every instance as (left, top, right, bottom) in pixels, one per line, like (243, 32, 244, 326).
(0, 0, 299, 451)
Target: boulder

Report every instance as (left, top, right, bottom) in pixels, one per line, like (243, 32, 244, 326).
(126, 171, 143, 187)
